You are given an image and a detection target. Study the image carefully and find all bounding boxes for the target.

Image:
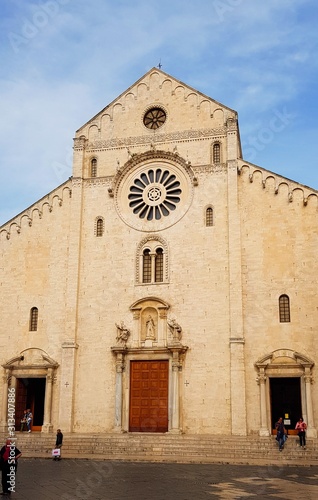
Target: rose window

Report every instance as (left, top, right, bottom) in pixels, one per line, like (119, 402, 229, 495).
(128, 168, 182, 221)
(143, 108, 166, 130)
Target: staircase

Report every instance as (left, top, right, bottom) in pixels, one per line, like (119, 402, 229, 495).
(3, 432, 318, 465)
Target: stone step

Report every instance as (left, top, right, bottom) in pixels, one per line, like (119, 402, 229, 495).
(3, 433, 317, 465)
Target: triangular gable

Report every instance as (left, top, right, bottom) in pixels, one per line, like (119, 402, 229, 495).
(77, 67, 237, 133)
(75, 67, 239, 147)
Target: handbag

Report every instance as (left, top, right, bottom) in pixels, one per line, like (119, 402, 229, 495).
(52, 448, 61, 457)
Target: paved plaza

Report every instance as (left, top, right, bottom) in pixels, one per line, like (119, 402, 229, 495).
(6, 459, 318, 499)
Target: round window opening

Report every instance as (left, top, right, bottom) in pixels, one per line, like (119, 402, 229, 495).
(128, 168, 182, 221)
(143, 107, 166, 130)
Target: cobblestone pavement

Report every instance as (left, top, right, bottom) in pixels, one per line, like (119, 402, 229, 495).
(5, 459, 318, 499)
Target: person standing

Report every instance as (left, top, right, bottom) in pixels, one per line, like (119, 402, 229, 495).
(53, 429, 63, 461)
(295, 417, 307, 449)
(275, 417, 286, 451)
(26, 409, 33, 433)
(0, 438, 22, 495)
(20, 410, 27, 432)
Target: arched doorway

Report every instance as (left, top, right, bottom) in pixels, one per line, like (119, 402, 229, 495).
(255, 349, 317, 438)
(1, 348, 58, 433)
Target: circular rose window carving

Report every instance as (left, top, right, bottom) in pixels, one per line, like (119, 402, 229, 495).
(128, 168, 181, 221)
(143, 108, 166, 129)
(115, 158, 193, 232)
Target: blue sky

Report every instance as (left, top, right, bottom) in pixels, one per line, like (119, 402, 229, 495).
(1, 0, 318, 225)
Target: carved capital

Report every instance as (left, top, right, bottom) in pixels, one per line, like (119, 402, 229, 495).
(304, 374, 313, 384)
(116, 353, 125, 373)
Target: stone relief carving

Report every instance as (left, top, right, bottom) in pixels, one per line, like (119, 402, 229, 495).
(115, 322, 131, 346)
(86, 127, 227, 151)
(167, 318, 182, 343)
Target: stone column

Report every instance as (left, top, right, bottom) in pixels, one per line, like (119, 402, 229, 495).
(114, 353, 124, 431)
(304, 369, 317, 438)
(42, 368, 54, 433)
(170, 351, 181, 433)
(258, 369, 270, 436)
(0, 370, 9, 432)
(150, 252, 156, 283)
(58, 342, 78, 432)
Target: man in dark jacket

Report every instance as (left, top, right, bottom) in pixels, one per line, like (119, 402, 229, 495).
(275, 417, 286, 451)
(53, 429, 63, 461)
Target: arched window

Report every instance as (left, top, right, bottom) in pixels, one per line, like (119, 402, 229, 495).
(155, 248, 164, 282)
(137, 237, 168, 284)
(96, 218, 104, 237)
(206, 207, 213, 226)
(279, 295, 290, 322)
(91, 158, 97, 177)
(142, 249, 151, 283)
(213, 143, 221, 164)
(29, 307, 38, 331)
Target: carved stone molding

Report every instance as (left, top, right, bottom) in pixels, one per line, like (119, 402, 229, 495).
(192, 164, 227, 174)
(86, 127, 227, 152)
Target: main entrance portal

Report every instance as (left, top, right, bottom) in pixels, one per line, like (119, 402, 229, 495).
(129, 360, 168, 432)
(270, 377, 301, 435)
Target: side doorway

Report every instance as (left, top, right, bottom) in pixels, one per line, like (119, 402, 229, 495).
(15, 378, 46, 432)
(270, 377, 301, 435)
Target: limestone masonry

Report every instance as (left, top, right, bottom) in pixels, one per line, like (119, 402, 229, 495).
(0, 68, 317, 438)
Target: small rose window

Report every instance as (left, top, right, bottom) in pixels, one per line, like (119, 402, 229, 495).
(143, 108, 166, 130)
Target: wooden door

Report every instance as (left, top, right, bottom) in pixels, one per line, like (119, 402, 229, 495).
(129, 360, 168, 432)
(15, 379, 27, 431)
(29, 378, 46, 431)
(15, 378, 46, 432)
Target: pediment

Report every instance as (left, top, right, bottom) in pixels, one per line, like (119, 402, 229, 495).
(255, 349, 314, 369)
(2, 348, 59, 369)
(75, 67, 237, 143)
(130, 296, 170, 312)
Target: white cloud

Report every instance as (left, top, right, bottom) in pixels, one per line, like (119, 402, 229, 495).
(1, 0, 318, 224)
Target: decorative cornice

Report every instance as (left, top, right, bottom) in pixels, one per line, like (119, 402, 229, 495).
(192, 164, 227, 174)
(84, 127, 227, 151)
(238, 162, 318, 206)
(0, 181, 72, 239)
(111, 346, 188, 356)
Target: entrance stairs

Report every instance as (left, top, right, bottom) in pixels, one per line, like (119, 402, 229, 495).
(4, 432, 318, 466)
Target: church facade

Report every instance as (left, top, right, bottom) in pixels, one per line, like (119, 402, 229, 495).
(0, 68, 317, 438)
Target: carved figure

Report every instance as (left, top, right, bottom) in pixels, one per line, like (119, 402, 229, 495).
(146, 315, 155, 339)
(168, 318, 182, 342)
(115, 322, 130, 345)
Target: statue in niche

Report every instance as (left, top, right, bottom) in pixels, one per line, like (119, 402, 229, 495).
(167, 318, 182, 343)
(145, 315, 156, 340)
(115, 322, 131, 346)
